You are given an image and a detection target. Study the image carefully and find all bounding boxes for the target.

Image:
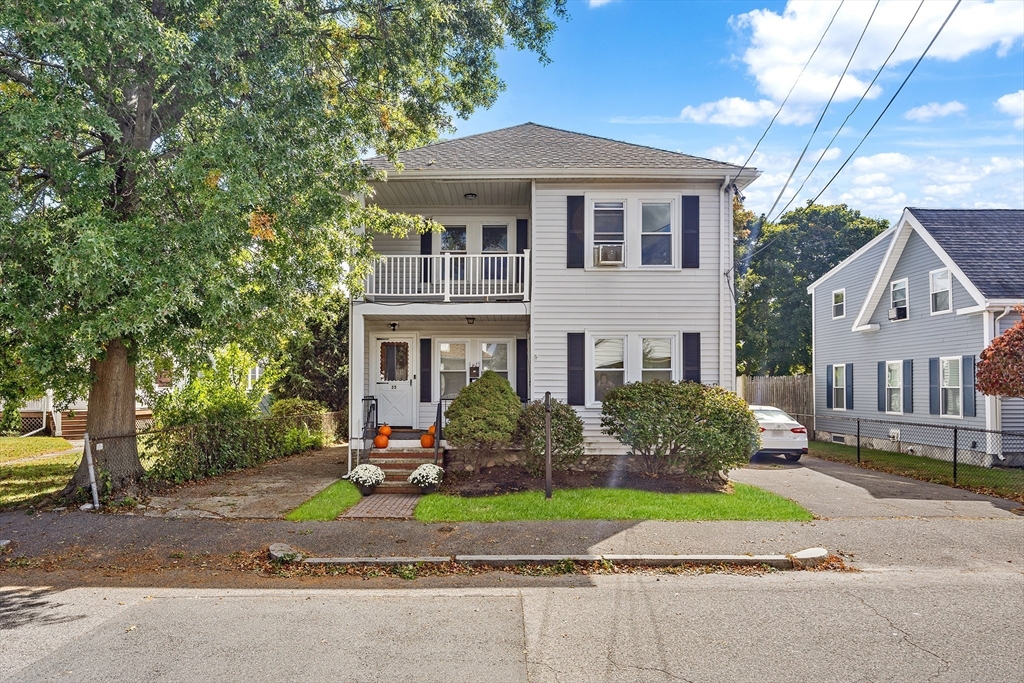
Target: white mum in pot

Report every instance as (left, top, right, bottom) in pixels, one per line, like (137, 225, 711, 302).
(345, 464, 385, 487)
(408, 463, 444, 487)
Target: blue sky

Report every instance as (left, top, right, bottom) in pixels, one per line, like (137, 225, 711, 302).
(451, 0, 1024, 223)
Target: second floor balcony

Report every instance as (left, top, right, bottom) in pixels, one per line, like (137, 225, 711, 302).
(364, 252, 531, 302)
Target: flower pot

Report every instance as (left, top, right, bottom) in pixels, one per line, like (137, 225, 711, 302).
(418, 483, 438, 495)
(356, 484, 376, 496)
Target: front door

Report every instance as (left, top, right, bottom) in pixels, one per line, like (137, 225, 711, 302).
(376, 338, 416, 428)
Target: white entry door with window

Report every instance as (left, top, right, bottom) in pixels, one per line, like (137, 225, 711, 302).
(376, 338, 416, 427)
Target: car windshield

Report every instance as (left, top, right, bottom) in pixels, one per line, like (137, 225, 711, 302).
(753, 408, 795, 423)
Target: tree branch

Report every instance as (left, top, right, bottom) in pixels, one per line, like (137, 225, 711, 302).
(0, 63, 32, 87)
(0, 49, 64, 70)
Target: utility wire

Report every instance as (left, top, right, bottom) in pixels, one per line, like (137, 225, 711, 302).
(772, 0, 925, 221)
(807, 0, 962, 207)
(731, 0, 846, 188)
(763, 0, 880, 223)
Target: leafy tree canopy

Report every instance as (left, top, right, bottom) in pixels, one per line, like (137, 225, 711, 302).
(272, 290, 348, 413)
(736, 203, 888, 376)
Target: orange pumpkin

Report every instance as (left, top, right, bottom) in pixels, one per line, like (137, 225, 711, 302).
(427, 425, 436, 435)
(420, 433, 435, 448)
(378, 424, 392, 437)
(373, 434, 389, 449)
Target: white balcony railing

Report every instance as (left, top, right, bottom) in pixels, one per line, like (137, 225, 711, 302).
(365, 252, 530, 302)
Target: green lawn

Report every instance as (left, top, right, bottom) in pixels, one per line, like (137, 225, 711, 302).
(809, 441, 1024, 502)
(414, 483, 812, 523)
(0, 453, 79, 509)
(285, 480, 362, 521)
(0, 436, 75, 463)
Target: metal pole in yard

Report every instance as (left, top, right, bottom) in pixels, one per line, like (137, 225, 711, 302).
(544, 391, 552, 500)
(83, 433, 100, 510)
(856, 419, 861, 465)
(953, 427, 958, 484)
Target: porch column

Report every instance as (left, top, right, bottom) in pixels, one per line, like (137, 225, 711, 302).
(348, 303, 365, 473)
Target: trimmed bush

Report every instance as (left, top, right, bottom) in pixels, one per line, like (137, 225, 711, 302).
(270, 397, 327, 418)
(444, 371, 522, 456)
(600, 380, 760, 478)
(514, 397, 584, 476)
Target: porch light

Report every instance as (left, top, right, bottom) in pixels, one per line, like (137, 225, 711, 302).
(463, 192, 477, 200)
(389, 322, 398, 331)
(466, 317, 475, 324)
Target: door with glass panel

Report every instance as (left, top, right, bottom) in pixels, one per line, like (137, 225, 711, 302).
(376, 338, 415, 427)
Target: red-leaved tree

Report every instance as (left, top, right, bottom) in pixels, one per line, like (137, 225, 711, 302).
(976, 307, 1024, 398)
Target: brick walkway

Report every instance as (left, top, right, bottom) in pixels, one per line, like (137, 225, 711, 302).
(341, 494, 420, 519)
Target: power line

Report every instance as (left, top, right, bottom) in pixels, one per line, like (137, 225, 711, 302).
(771, 0, 925, 221)
(807, 0, 962, 207)
(731, 0, 846, 187)
(763, 0, 880, 223)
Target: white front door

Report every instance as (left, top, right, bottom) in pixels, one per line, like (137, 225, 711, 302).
(375, 338, 416, 427)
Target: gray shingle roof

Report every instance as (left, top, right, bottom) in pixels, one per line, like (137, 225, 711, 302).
(364, 123, 743, 173)
(909, 208, 1024, 299)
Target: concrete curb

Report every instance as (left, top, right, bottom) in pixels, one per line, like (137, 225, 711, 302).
(268, 545, 830, 569)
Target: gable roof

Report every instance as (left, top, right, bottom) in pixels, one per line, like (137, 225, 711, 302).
(806, 227, 896, 294)
(908, 209, 1024, 300)
(364, 123, 755, 182)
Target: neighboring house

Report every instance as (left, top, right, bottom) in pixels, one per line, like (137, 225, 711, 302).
(807, 207, 1024, 462)
(349, 123, 757, 458)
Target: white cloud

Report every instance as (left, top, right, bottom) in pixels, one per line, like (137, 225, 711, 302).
(853, 172, 890, 185)
(850, 152, 915, 173)
(587, 0, 617, 7)
(679, 98, 778, 127)
(995, 90, 1024, 129)
(922, 182, 973, 197)
(839, 185, 907, 205)
(904, 101, 967, 122)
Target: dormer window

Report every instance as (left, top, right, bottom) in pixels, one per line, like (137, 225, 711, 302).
(832, 289, 845, 319)
(930, 269, 951, 314)
(889, 279, 908, 321)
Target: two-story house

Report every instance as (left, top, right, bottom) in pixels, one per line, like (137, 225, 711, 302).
(348, 123, 757, 462)
(808, 208, 1024, 464)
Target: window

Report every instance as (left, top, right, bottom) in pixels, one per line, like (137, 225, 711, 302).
(247, 365, 263, 390)
(886, 361, 902, 414)
(439, 342, 467, 398)
(593, 337, 625, 402)
(930, 269, 951, 314)
(481, 225, 508, 279)
(833, 364, 846, 410)
(641, 337, 673, 382)
(593, 201, 625, 265)
(889, 279, 908, 321)
(480, 342, 508, 381)
(940, 357, 961, 417)
(441, 225, 467, 280)
(640, 203, 672, 266)
(832, 289, 846, 319)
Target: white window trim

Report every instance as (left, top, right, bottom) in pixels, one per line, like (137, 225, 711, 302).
(584, 193, 681, 270)
(889, 278, 909, 322)
(432, 216, 518, 255)
(434, 337, 517, 402)
(885, 360, 903, 415)
(587, 333, 628, 408)
(833, 363, 847, 411)
(929, 268, 952, 315)
(639, 335, 678, 383)
(832, 288, 846, 320)
(939, 356, 963, 419)
(435, 338, 471, 401)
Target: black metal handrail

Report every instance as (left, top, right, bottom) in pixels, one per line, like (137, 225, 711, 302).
(432, 397, 455, 465)
(360, 396, 377, 466)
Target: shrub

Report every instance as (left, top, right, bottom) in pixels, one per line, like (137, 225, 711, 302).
(444, 371, 522, 457)
(977, 306, 1024, 397)
(514, 397, 585, 476)
(270, 397, 327, 417)
(0, 402, 21, 436)
(600, 380, 760, 478)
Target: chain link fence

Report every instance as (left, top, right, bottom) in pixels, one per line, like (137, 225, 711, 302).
(792, 412, 1024, 501)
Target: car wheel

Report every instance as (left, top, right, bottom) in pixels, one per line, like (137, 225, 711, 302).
(784, 453, 802, 462)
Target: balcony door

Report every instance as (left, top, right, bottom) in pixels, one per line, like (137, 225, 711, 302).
(375, 337, 416, 428)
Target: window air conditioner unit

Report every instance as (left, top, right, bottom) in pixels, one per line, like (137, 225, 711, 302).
(594, 244, 624, 266)
(888, 307, 907, 321)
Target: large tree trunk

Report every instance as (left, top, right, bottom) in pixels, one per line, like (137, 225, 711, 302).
(65, 339, 145, 496)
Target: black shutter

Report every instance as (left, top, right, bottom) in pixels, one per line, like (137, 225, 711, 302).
(826, 365, 834, 409)
(845, 364, 854, 410)
(421, 232, 433, 283)
(516, 219, 528, 253)
(516, 339, 529, 403)
(929, 358, 940, 415)
(903, 359, 913, 414)
(419, 338, 432, 403)
(567, 333, 585, 405)
(681, 196, 700, 268)
(877, 362, 886, 412)
(963, 355, 976, 417)
(682, 333, 701, 382)
(567, 196, 584, 269)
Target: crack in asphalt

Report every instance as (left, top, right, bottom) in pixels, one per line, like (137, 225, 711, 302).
(847, 590, 952, 682)
(605, 654, 694, 682)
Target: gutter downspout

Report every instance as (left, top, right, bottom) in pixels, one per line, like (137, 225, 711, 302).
(720, 175, 732, 391)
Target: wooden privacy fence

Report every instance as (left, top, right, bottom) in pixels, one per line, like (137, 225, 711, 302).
(736, 374, 814, 436)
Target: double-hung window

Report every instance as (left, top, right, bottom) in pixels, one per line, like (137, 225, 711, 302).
(442, 226, 467, 280)
(833, 364, 846, 410)
(439, 342, 468, 398)
(482, 225, 508, 279)
(889, 279, 908, 321)
(593, 337, 625, 402)
(940, 357, 961, 417)
(832, 289, 846, 319)
(480, 342, 509, 381)
(641, 337, 674, 382)
(640, 203, 672, 266)
(886, 361, 902, 414)
(593, 202, 625, 265)
(930, 269, 951, 314)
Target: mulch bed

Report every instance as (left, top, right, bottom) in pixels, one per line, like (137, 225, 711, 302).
(439, 464, 723, 497)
